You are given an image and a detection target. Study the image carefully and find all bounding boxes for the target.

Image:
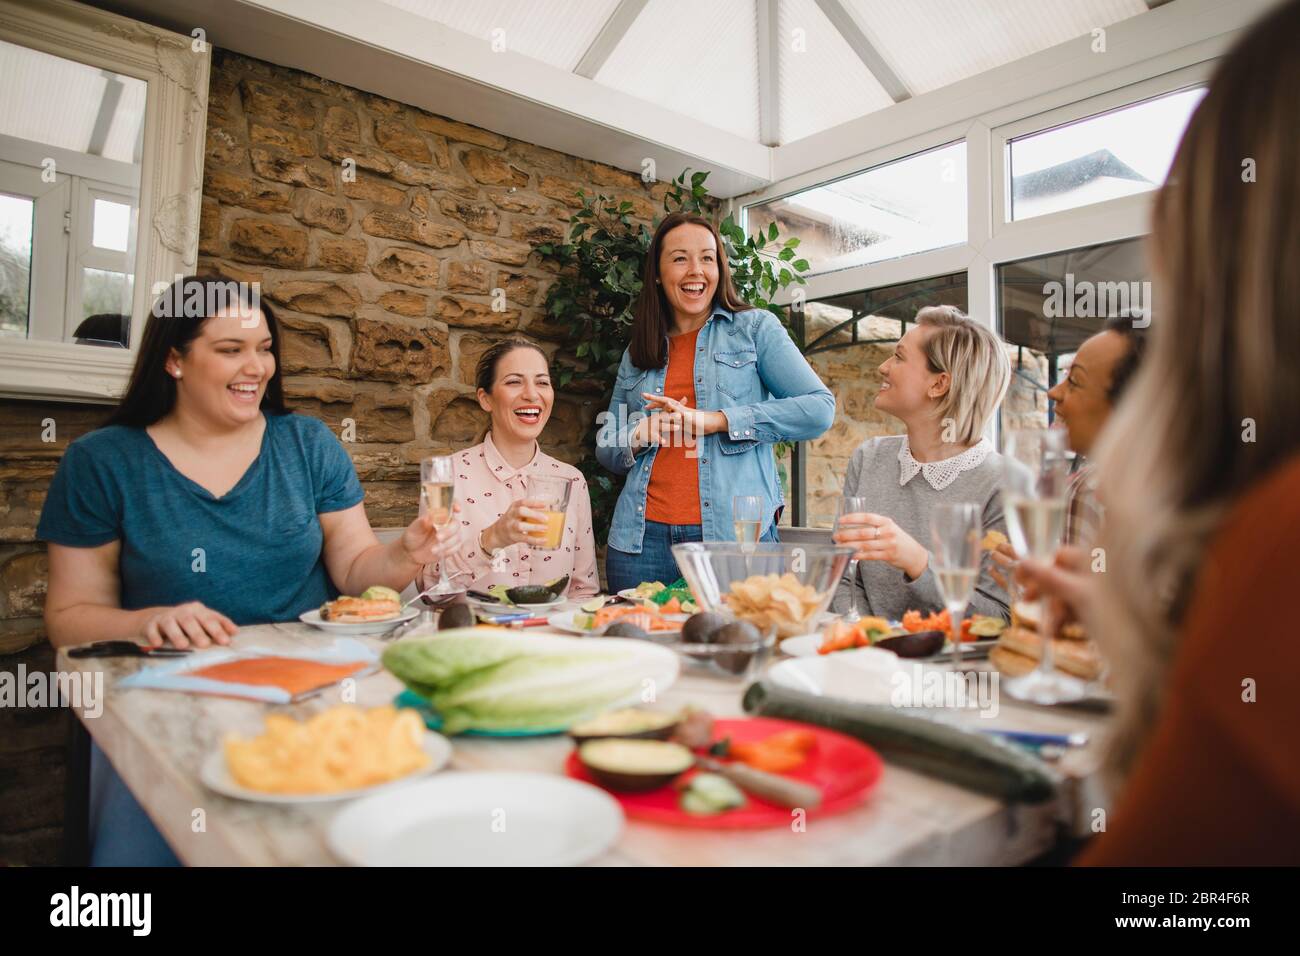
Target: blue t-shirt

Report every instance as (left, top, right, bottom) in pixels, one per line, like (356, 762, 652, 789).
(36, 412, 365, 626)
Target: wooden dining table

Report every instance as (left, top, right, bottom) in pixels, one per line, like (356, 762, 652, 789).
(60, 614, 1113, 866)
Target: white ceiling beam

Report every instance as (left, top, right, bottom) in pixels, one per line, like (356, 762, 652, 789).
(755, 0, 779, 146)
(574, 0, 647, 79)
(813, 0, 910, 104)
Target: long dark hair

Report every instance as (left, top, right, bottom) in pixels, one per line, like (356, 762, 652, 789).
(107, 274, 288, 428)
(629, 212, 748, 369)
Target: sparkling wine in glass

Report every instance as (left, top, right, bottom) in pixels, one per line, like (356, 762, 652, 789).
(930, 503, 982, 671)
(1001, 428, 1085, 704)
(834, 496, 872, 622)
(420, 455, 461, 599)
(732, 496, 763, 548)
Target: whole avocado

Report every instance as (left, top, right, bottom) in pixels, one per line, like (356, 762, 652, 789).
(439, 604, 476, 630)
(681, 611, 729, 644)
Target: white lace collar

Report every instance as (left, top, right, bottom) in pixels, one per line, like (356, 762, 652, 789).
(898, 437, 991, 491)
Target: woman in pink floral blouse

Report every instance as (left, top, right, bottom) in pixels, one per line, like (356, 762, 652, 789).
(417, 339, 599, 599)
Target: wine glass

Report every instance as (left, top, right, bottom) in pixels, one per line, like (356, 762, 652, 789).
(420, 455, 462, 603)
(834, 496, 871, 622)
(930, 502, 982, 671)
(1001, 429, 1086, 704)
(733, 496, 763, 549)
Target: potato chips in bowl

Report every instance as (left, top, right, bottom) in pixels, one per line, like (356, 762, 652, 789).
(671, 542, 854, 639)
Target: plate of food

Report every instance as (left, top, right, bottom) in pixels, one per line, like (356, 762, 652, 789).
(200, 704, 451, 804)
(564, 713, 882, 828)
(300, 586, 416, 635)
(785, 611, 1007, 658)
(617, 578, 699, 615)
(548, 603, 687, 639)
(989, 602, 1112, 706)
(467, 576, 570, 610)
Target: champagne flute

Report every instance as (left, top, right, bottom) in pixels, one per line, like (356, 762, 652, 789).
(1001, 429, 1086, 704)
(834, 496, 871, 622)
(420, 455, 461, 603)
(930, 503, 982, 671)
(733, 496, 763, 548)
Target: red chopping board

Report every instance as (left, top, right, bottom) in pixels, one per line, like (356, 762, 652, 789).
(564, 717, 883, 829)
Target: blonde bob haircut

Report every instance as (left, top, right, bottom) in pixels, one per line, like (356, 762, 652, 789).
(914, 305, 1010, 445)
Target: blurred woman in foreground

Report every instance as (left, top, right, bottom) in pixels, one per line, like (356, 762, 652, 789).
(1020, 0, 1300, 865)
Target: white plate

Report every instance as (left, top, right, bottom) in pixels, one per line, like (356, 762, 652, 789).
(327, 772, 624, 866)
(778, 633, 825, 657)
(547, 610, 597, 635)
(781, 633, 1000, 659)
(298, 606, 418, 635)
(548, 609, 686, 636)
(467, 593, 565, 611)
(200, 731, 452, 804)
(767, 648, 906, 706)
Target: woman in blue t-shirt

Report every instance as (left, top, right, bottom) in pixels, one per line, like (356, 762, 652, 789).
(37, 275, 462, 864)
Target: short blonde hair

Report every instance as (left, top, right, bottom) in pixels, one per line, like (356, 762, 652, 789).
(915, 305, 1009, 444)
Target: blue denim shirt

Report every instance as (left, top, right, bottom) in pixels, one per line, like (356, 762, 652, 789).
(595, 305, 835, 553)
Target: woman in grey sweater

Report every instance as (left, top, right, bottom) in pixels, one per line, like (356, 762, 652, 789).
(831, 305, 1023, 622)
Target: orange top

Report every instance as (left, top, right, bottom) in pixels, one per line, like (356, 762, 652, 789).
(1079, 454, 1300, 866)
(645, 328, 702, 525)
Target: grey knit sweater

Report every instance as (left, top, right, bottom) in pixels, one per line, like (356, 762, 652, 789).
(830, 435, 1023, 623)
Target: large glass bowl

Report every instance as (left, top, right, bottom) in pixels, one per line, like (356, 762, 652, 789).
(671, 541, 854, 642)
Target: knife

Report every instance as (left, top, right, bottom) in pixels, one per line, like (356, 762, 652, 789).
(68, 641, 193, 658)
(694, 755, 823, 810)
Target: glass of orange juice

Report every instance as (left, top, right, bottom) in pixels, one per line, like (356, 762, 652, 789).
(526, 476, 571, 550)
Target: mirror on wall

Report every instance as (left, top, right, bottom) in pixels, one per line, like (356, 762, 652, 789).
(0, 38, 145, 348)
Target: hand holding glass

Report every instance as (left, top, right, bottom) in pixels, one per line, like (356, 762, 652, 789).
(1001, 429, 1085, 703)
(526, 476, 571, 551)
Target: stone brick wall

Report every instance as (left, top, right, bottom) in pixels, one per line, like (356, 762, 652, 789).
(0, 47, 671, 865)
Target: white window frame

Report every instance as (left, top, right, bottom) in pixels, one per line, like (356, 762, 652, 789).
(736, 34, 1233, 341)
(0, 157, 70, 342)
(0, 0, 209, 403)
(991, 62, 1214, 238)
(67, 178, 140, 341)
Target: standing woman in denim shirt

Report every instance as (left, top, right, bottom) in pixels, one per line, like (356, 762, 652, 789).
(597, 212, 834, 592)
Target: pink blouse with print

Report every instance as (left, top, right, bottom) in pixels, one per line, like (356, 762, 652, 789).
(416, 434, 599, 599)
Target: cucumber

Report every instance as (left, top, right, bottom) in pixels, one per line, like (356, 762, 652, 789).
(742, 680, 1059, 803)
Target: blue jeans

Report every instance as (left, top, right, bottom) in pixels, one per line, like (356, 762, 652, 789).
(89, 742, 181, 867)
(604, 520, 780, 593)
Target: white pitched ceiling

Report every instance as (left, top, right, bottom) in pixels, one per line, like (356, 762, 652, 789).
(777, 0, 895, 143)
(840, 0, 1151, 97)
(595, 0, 762, 142)
(378, 0, 622, 71)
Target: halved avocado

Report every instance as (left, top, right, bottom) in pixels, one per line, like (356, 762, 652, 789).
(569, 708, 680, 744)
(577, 739, 694, 792)
(544, 574, 570, 596)
(603, 621, 651, 640)
(505, 584, 554, 605)
(876, 629, 946, 658)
